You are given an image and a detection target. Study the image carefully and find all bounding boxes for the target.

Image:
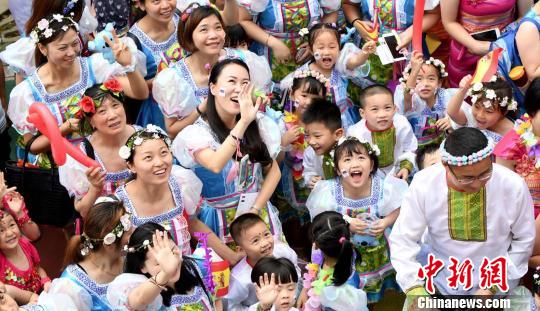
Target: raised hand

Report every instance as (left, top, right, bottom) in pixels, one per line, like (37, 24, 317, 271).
(0, 173, 16, 198)
(281, 125, 302, 147)
(104, 30, 132, 67)
(238, 83, 261, 125)
(85, 167, 105, 190)
(254, 273, 279, 310)
(4, 192, 24, 217)
(459, 74, 473, 91)
(148, 230, 182, 282)
(409, 50, 424, 73)
(361, 40, 377, 55)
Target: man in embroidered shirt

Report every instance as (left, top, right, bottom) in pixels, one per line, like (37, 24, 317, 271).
(389, 127, 535, 305)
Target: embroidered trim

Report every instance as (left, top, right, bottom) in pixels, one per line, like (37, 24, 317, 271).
(129, 14, 179, 56)
(334, 176, 382, 210)
(175, 59, 209, 99)
(64, 264, 110, 297)
(447, 187, 487, 241)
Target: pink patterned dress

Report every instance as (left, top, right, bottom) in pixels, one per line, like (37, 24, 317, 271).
(448, 0, 516, 86)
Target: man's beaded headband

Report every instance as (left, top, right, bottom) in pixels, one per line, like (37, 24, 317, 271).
(440, 138, 494, 166)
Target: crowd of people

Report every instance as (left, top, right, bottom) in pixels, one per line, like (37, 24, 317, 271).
(0, 0, 539, 310)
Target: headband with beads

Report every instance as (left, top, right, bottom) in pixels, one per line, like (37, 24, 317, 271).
(399, 57, 448, 85)
(293, 69, 331, 89)
(439, 138, 494, 167)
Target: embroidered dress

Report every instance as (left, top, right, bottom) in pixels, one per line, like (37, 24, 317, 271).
(107, 268, 213, 310)
(7, 54, 134, 168)
(241, 0, 340, 83)
(57, 264, 112, 310)
(447, 0, 517, 87)
(172, 116, 283, 247)
(281, 43, 371, 130)
(115, 165, 203, 255)
(347, 113, 417, 175)
(153, 48, 273, 125)
(306, 175, 408, 303)
(59, 127, 140, 199)
(0, 237, 42, 293)
(492, 9, 540, 111)
(395, 86, 458, 146)
(128, 14, 180, 130)
(227, 242, 299, 310)
(494, 116, 540, 218)
(389, 163, 535, 296)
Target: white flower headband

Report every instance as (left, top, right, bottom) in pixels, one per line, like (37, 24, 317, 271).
(29, 14, 79, 44)
(80, 205, 132, 256)
(119, 124, 172, 160)
(440, 138, 494, 166)
(337, 136, 381, 156)
(399, 57, 448, 84)
(293, 69, 330, 89)
(466, 77, 518, 111)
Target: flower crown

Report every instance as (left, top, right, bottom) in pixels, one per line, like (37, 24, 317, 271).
(119, 124, 172, 160)
(124, 238, 152, 253)
(466, 77, 518, 111)
(440, 138, 494, 166)
(337, 136, 381, 156)
(293, 70, 330, 89)
(29, 14, 79, 44)
(80, 197, 132, 256)
(399, 57, 448, 84)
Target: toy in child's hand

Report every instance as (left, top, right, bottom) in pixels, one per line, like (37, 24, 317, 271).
(88, 23, 115, 64)
(345, 214, 380, 247)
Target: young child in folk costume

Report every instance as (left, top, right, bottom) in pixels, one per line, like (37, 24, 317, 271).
(306, 137, 407, 303)
(395, 51, 455, 147)
(348, 85, 417, 180)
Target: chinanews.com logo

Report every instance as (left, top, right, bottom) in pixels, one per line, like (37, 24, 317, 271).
(409, 254, 513, 310)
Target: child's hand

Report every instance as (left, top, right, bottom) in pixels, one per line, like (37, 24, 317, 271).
(410, 50, 424, 72)
(395, 168, 410, 180)
(361, 41, 377, 55)
(281, 125, 302, 147)
(435, 116, 452, 132)
(459, 74, 473, 91)
(85, 167, 105, 190)
(0, 172, 16, 199)
(4, 192, 24, 217)
(349, 218, 369, 234)
(308, 176, 322, 189)
(254, 273, 279, 310)
(369, 218, 388, 236)
(149, 230, 182, 281)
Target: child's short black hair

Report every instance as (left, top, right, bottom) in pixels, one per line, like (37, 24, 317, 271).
(291, 76, 327, 98)
(301, 98, 342, 131)
(416, 143, 440, 170)
(525, 78, 540, 117)
(225, 24, 248, 48)
(230, 213, 266, 244)
(359, 84, 394, 108)
(251, 257, 298, 285)
(444, 127, 488, 159)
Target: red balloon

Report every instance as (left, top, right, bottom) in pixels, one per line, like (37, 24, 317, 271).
(26, 103, 100, 168)
(412, 0, 426, 53)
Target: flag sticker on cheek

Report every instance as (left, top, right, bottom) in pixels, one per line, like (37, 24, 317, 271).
(314, 52, 321, 60)
(219, 87, 226, 97)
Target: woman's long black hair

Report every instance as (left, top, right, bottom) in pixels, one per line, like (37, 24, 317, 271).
(205, 58, 272, 167)
(124, 223, 210, 307)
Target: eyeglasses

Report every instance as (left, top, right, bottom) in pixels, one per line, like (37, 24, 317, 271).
(448, 166, 493, 185)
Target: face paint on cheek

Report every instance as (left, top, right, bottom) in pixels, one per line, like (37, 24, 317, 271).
(314, 52, 321, 60)
(341, 169, 350, 178)
(293, 101, 299, 108)
(219, 87, 226, 97)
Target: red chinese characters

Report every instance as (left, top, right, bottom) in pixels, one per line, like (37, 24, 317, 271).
(417, 254, 445, 294)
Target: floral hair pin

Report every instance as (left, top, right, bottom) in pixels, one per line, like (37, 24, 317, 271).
(63, 0, 79, 14)
(336, 136, 381, 156)
(124, 239, 152, 253)
(399, 57, 448, 85)
(80, 212, 131, 256)
(181, 3, 201, 22)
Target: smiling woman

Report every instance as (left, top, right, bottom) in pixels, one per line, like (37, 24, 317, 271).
(172, 58, 285, 252)
(6, 12, 148, 169)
